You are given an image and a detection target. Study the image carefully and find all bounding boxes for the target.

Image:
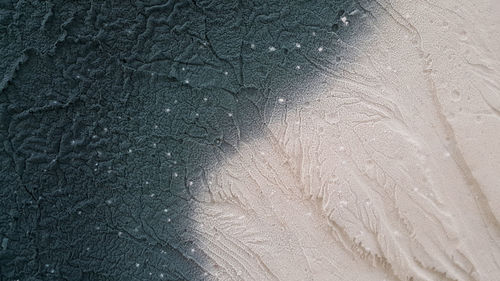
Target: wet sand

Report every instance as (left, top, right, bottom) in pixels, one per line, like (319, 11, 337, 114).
(193, 0, 500, 280)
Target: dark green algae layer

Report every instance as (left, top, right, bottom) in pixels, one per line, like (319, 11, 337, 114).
(0, 0, 369, 280)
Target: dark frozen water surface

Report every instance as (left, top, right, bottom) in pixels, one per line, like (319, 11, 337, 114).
(0, 0, 364, 280)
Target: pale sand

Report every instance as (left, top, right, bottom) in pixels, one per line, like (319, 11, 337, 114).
(191, 0, 500, 280)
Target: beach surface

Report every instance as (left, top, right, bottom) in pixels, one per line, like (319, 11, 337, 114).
(192, 0, 500, 280)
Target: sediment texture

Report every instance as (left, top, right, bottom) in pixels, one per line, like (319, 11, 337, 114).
(192, 0, 500, 280)
(1, 0, 500, 280)
(0, 0, 362, 280)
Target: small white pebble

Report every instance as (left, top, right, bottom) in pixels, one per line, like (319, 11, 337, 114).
(341, 16, 349, 25)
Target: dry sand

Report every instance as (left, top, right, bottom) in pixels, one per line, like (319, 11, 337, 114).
(191, 0, 500, 280)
